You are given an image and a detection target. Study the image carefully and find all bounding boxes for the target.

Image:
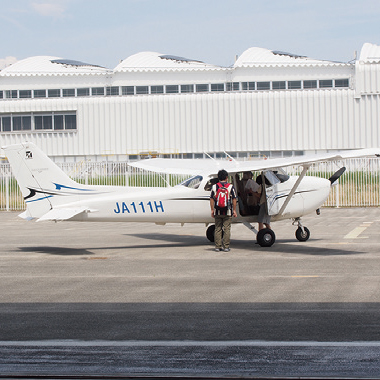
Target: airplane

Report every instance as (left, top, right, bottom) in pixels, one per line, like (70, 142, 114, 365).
(2, 142, 380, 247)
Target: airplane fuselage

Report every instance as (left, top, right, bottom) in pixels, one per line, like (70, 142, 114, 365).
(59, 175, 331, 224)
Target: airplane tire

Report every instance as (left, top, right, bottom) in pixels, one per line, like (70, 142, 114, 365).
(256, 228, 276, 247)
(206, 224, 216, 242)
(295, 226, 310, 242)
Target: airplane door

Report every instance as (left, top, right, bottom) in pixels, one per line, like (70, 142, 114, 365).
(262, 171, 282, 216)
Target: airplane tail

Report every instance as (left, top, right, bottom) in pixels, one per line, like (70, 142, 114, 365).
(3, 142, 93, 221)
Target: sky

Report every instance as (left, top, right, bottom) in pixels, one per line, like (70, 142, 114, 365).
(1, 0, 380, 69)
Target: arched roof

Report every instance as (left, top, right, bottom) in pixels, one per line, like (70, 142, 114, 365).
(234, 47, 342, 67)
(0, 56, 110, 76)
(359, 42, 380, 62)
(114, 51, 221, 72)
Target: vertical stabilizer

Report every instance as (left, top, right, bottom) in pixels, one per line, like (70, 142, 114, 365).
(3, 142, 84, 219)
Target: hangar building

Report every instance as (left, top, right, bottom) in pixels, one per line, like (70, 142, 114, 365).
(0, 42, 380, 162)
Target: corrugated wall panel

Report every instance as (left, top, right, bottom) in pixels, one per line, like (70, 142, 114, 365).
(3, 88, 380, 157)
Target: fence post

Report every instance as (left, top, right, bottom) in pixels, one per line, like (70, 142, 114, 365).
(335, 182, 340, 208)
(125, 170, 129, 187)
(5, 174, 10, 212)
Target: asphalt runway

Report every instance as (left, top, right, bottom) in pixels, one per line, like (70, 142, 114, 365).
(1, 208, 380, 378)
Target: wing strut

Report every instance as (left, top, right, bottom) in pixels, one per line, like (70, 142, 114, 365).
(277, 164, 310, 217)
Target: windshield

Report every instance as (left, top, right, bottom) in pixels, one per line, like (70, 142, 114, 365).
(264, 170, 281, 186)
(178, 175, 203, 189)
(272, 168, 290, 183)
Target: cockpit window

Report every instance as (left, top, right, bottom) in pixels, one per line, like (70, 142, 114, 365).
(263, 170, 280, 186)
(273, 169, 290, 183)
(179, 175, 203, 189)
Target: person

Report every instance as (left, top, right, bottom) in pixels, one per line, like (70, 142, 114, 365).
(256, 173, 271, 231)
(244, 171, 261, 214)
(210, 169, 237, 252)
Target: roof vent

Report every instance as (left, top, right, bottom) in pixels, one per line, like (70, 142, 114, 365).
(51, 59, 104, 68)
(272, 51, 306, 59)
(159, 55, 203, 64)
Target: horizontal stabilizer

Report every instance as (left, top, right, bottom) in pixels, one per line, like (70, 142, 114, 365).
(18, 210, 35, 221)
(36, 207, 96, 222)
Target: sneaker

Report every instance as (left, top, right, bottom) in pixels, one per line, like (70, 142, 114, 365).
(214, 248, 222, 252)
(223, 248, 230, 252)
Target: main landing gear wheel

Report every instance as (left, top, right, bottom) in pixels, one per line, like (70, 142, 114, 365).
(256, 228, 276, 247)
(295, 226, 310, 242)
(206, 224, 215, 242)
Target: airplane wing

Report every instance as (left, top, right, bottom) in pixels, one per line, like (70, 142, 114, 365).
(129, 148, 380, 175)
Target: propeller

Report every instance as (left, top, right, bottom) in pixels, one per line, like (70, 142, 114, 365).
(328, 167, 346, 185)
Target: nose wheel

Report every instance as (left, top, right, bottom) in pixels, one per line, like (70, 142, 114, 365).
(294, 218, 310, 242)
(295, 226, 310, 242)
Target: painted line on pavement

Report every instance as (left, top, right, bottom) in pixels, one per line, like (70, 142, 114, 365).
(2, 340, 380, 347)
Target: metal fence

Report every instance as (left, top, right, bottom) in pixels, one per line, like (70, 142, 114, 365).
(0, 157, 379, 211)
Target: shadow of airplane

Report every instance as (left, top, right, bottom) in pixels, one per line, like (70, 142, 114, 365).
(17, 231, 367, 257)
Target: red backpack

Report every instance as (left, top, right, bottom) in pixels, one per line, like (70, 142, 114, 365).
(215, 182, 231, 210)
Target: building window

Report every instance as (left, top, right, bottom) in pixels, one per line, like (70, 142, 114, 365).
(151, 85, 164, 94)
(0, 91, 3, 98)
(35, 115, 52, 130)
(5, 90, 18, 99)
(288, 81, 302, 89)
(91, 87, 105, 96)
(0, 112, 77, 133)
(48, 89, 61, 98)
(180, 84, 193, 93)
(77, 88, 90, 97)
(335, 79, 349, 88)
(319, 80, 333, 88)
(13, 117, 22, 131)
(122, 86, 135, 95)
(63, 89, 76, 97)
(106, 86, 119, 96)
(272, 81, 286, 90)
(303, 80, 317, 89)
(34, 113, 76, 131)
(54, 115, 64, 130)
(33, 90, 46, 98)
(2, 117, 11, 132)
(166, 85, 179, 93)
(65, 114, 77, 130)
(196, 84, 209, 92)
(12, 116, 31, 131)
(257, 82, 270, 91)
(241, 82, 252, 91)
(211, 83, 224, 92)
(19, 90, 32, 98)
(136, 86, 149, 94)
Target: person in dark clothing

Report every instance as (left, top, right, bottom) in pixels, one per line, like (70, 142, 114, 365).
(210, 169, 237, 252)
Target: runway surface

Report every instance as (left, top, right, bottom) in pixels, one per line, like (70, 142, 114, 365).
(1, 208, 380, 378)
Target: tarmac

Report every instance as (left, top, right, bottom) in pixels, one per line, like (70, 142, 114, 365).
(1, 207, 380, 378)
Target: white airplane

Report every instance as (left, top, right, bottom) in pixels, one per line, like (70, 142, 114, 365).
(3, 142, 380, 247)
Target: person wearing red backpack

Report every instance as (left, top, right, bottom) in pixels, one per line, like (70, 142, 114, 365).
(210, 169, 237, 252)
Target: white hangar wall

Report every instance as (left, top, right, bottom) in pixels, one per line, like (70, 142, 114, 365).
(1, 44, 380, 161)
(0, 88, 373, 157)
